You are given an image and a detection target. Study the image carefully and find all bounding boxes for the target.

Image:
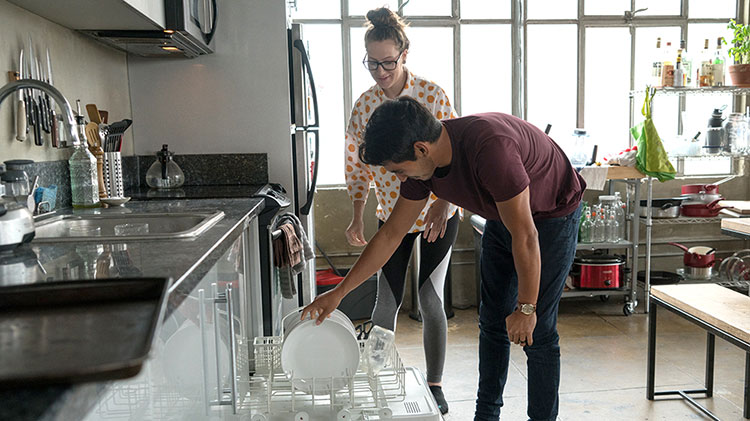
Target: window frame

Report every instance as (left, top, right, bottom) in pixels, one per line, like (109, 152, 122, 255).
(291, 0, 747, 186)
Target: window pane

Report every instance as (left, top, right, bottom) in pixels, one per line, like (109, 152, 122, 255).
(461, 25, 511, 115)
(527, 25, 577, 139)
(291, 0, 340, 19)
(688, 23, 734, 63)
(303, 25, 345, 185)
(350, 28, 374, 104)
(584, 0, 629, 16)
(460, 0, 509, 19)
(634, 0, 681, 16)
(584, 28, 631, 156)
(528, 0, 576, 20)
(348, 1, 397, 17)
(404, 27, 455, 102)
(402, 0, 451, 16)
(689, 0, 736, 19)
(633, 27, 681, 90)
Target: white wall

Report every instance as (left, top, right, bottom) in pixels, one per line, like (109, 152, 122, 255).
(127, 0, 294, 192)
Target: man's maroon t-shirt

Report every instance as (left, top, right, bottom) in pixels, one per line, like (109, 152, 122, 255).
(400, 113, 586, 220)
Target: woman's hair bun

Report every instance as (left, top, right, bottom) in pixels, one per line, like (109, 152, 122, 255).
(366, 7, 403, 30)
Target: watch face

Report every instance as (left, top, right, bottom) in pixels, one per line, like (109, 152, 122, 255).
(520, 304, 536, 315)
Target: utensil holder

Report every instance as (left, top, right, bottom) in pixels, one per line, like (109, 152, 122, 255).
(102, 152, 124, 198)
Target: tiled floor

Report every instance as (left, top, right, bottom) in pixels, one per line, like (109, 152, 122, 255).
(393, 298, 748, 420)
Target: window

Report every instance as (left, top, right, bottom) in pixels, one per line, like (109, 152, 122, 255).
(291, 0, 741, 185)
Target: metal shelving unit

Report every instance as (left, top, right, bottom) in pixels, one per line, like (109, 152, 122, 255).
(569, 173, 642, 315)
(631, 85, 749, 312)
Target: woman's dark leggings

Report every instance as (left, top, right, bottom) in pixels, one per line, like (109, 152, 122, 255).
(371, 214, 460, 384)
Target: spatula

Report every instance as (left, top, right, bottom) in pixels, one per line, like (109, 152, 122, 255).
(85, 122, 100, 148)
(86, 104, 101, 124)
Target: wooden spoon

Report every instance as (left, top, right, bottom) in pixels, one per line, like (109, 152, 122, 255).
(86, 104, 101, 124)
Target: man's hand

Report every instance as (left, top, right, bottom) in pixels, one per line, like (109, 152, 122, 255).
(345, 216, 368, 246)
(301, 288, 345, 325)
(506, 309, 537, 347)
(422, 199, 450, 242)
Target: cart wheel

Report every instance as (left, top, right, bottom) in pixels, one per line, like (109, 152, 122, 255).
(378, 408, 393, 418)
(623, 302, 635, 316)
(337, 409, 352, 420)
(294, 411, 309, 421)
(599, 295, 610, 302)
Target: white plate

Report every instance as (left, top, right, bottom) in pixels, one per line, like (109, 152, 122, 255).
(101, 196, 131, 206)
(281, 318, 360, 394)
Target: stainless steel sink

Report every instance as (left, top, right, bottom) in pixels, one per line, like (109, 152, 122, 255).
(32, 211, 225, 242)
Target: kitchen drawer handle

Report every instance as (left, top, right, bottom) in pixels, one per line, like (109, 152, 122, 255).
(198, 289, 211, 415)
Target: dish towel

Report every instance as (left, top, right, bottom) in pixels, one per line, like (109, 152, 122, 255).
(271, 213, 314, 299)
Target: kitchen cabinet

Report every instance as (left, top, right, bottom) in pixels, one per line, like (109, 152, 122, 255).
(6, 0, 165, 31)
(81, 216, 262, 421)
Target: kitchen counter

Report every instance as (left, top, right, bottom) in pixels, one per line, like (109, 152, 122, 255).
(0, 197, 265, 421)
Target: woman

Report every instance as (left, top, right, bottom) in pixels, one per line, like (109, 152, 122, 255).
(344, 7, 459, 415)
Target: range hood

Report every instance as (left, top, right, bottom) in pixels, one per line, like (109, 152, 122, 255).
(8, 0, 215, 59)
(78, 29, 211, 58)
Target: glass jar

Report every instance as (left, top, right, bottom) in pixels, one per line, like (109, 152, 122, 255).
(723, 113, 749, 155)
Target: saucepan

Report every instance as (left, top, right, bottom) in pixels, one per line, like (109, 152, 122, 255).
(680, 198, 725, 217)
(668, 242, 716, 268)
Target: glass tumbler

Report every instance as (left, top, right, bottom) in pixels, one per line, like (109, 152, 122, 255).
(724, 113, 749, 155)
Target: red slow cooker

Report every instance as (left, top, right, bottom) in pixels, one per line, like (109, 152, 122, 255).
(573, 254, 625, 289)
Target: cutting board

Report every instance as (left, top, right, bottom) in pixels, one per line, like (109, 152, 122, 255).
(718, 200, 750, 214)
(721, 217, 750, 234)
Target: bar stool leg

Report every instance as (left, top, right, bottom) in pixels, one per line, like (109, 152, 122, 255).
(744, 352, 749, 419)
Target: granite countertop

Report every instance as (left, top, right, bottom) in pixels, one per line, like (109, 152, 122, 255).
(0, 197, 265, 421)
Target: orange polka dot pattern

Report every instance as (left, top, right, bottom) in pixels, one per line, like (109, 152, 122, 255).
(345, 71, 459, 233)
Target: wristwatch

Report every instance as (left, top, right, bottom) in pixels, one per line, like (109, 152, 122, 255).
(518, 303, 536, 315)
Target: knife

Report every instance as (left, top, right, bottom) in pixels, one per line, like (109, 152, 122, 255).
(29, 42, 48, 140)
(36, 55, 49, 134)
(25, 37, 40, 146)
(46, 48, 58, 148)
(15, 49, 26, 142)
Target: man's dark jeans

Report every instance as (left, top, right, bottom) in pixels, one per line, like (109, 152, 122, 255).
(474, 204, 581, 421)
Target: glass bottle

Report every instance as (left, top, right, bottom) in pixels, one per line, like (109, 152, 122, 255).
(69, 113, 100, 208)
(606, 209, 620, 242)
(679, 39, 693, 87)
(699, 39, 714, 87)
(661, 41, 675, 87)
(674, 50, 685, 87)
(592, 206, 606, 243)
(712, 37, 726, 87)
(651, 37, 663, 87)
(579, 209, 592, 243)
(614, 192, 627, 241)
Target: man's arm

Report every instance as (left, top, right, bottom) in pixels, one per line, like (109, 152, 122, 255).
(495, 186, 541, 346)
(302, 195, 428, 324)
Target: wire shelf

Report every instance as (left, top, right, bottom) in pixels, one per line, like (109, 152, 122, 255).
(630, 86, 750, 97)
(243, 336, 407, 419)
(639, 216, 724, 225)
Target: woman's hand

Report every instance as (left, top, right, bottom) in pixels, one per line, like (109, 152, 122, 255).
(346, 215, 368, 246)
(301, 288, 346, 325)
(422, 199, 451, 242)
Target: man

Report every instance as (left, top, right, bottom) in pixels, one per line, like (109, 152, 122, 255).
(302, 96, 585, 421)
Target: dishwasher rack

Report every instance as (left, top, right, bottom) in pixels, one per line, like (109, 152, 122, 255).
(242, 336, 407, 420)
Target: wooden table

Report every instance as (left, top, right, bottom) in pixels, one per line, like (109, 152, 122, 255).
(647, 284, 750, 420)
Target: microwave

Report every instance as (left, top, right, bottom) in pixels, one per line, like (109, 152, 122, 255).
(80, 0, 218, 58)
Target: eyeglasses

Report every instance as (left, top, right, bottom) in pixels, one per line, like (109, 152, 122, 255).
(363, 51, 403, 71)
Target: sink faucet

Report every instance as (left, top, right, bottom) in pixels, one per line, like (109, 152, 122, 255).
(0, 79, 80, 147)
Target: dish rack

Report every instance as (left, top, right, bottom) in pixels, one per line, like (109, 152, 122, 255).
(241, 336, 407, 420)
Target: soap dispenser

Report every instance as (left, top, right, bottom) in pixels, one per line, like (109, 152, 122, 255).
(146, 144, 185, 189)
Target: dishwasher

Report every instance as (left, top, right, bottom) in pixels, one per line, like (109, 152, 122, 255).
(242, 335, 442, 420)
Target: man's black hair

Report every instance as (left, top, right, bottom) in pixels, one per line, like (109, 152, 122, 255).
(360, 96, 443, 166)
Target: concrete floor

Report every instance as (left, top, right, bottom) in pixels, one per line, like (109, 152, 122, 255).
(392, 298, 748, 420)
